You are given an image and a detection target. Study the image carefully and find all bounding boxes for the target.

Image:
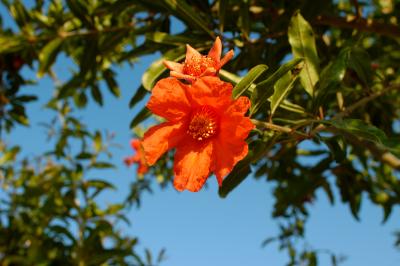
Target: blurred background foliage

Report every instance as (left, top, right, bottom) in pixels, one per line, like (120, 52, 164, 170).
(0, 0, 399, 265)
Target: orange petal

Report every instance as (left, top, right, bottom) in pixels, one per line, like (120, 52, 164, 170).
(227, 96, 251, 114)
(173, 139, 213, 192)
(186, 76, 233, 111)
(146, 78, 191, 121)
(185, 44, 202, 60)
(213, 139, 248, 185)
(142, 121, 186, 165)
(130, 139, 141, 150)
(220, 112, 254, 140)
(212, 112, 254, 183)
(170, 71, 197, 82)
(219, 49, 234, 68)
(163, 60, 184, 73)
(207, 37, 222, 62)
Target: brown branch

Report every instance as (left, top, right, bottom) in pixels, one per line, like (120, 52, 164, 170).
(313, 15, 400, 39)
(335, 83, 400, 119)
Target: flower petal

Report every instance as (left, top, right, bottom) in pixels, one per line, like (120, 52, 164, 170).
(130, 139, 141, 150)
(185, 44, 202, 60)
(170, 71, 197, 82)
(227, 96, 251, 114)
(219, 49, 234, 68)
(212, 113, 254, 183)
(142, 121, 186, 165)
(173, 139, 213, 192)
(163, 60, 184, 72)
(186, 76, 233, 111)
(213, 139, 248, 185)
(207, 36, 222, 62)
(146, 78, 191, 121)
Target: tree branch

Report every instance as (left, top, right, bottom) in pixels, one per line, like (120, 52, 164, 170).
(313, 15, 400, 39)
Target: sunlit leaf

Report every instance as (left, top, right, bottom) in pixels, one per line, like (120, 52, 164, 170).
(288, 11, 319, 96)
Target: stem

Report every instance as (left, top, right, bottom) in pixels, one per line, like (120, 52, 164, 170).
(335, 83, 400, 119)
(313, 15, 400, 40)
(251, 119, 310, 138)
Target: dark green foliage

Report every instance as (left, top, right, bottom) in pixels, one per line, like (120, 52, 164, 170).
(1, 0, 400, 266)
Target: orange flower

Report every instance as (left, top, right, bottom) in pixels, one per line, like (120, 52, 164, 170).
(141, 76, 254, 192)
(124, 139, 148, 174)
(163, 37, 234, 82)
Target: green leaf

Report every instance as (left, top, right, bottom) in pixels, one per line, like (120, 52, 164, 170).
(232, 64, 268, 99)
(218, 0, 228, 33)
(330, 119, 387, 144)
(130, 107, 152, 129)
(91, 162, 115, 169)
(66, 0, 92, 27)
(250, 58, 303, 115)
(142, 46, 186, 91)
(270, 72, 299, 116)
(288, 10, 319, 96)
(323, 136, 346, 163)
(238, 0, 250, 39)
(90, 85, 103, 106)
(73, 91, 88, 108)
(219, 69, 241, 85)
(129, 85, 148, 109)
(160, 0, 214, 37)
(218, 159, 251, 198)
(37, 38, 63, 78)
(219, 140, 272, 198)
(103, 69, 120, 97)
(0, 146, 20, 164)
(86, 179, 116, 191)
(93, 131, 102, 153)
(347, 46, 373, 86)
(146, 31, 202, 46)
(0, 35, 27, 54)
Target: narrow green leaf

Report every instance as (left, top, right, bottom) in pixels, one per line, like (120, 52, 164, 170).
(103, 69, 120, 97)
(66, 0, 92, 27)
(161, 0, 214, 37)
(146, 32, 202, 46)
(270, 72, 299, 116)
(0, 146, 20, 164)
(232, 64, 268, 99)
(91, 162, 114, 169)
(218, 0, 228, 33)
(38, 38, 63, 77)
(93, 131, 102, 153)
(218, 160, 251, 198)
(130, 107, 152, 129)
(129, 86, 148, 109)
(90, 85, 103, 106)
(73, 91, 88, 108)
(238, 0, 250, 39)
(347, 46, 373, 86)
(330, 119, 387, 144)
(288, 10, 319, 96)
(219, 69, 241, 85)
(86, 179, 115, 190)
(142, 46, 186, 91)
(250, 58, 303, 115)
(0, 35, 26, 53)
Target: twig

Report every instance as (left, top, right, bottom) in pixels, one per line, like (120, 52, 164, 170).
(335, 83, 400, 119)
(313, 15, 400, 39)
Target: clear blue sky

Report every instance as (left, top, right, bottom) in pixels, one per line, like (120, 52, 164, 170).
(1, 3, 400, 266)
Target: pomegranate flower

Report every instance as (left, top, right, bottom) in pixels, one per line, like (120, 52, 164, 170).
(163, 37, 234, 82)
(142, 77, 254, 192)
(124, 139, 148, 175)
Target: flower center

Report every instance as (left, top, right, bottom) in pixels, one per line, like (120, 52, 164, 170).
(187, 105, 219, 141)
(183, 56, 216, 77)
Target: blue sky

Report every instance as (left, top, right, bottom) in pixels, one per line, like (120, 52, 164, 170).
(1, 2, 400, 266)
